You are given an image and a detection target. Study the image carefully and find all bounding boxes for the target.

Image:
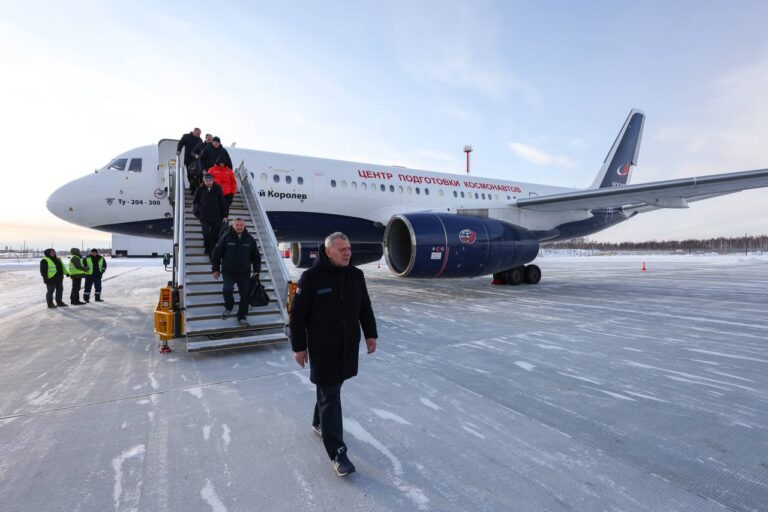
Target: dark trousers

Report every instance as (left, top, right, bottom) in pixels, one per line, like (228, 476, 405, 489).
(46, 280, 63, 305)
(84, 274, 102, 299)
(223, 273, 250, 319)
(201, 220, 220, 255)
(224, 194, 233, 216)
(313, 382, 346, 459)
(70, 277, 82, 303)
(187, 167, 201, 194)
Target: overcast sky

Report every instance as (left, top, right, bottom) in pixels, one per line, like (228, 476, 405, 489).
(1, 0, 767, 248)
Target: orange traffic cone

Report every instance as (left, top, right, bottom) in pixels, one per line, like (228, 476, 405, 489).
(641, 261, 646, 272)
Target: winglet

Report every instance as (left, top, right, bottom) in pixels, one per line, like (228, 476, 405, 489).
(590, 109, 645, 189)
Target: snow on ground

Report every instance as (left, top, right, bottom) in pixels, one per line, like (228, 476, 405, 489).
(0, 254, 766, 511)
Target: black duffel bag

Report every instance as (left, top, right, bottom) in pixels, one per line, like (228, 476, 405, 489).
(249, 276, 270, 307)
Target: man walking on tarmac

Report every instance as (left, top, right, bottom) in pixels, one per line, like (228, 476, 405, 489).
(68, 248, 86, 305)
(40, 248, 69, 308)
(290, 232, 378, 477)
(83, 248, 107, 303)
(211, 217, 261, 327)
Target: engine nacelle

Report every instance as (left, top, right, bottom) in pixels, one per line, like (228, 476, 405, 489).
(290, 242, 383, 268)
(384, 213, 539, 278)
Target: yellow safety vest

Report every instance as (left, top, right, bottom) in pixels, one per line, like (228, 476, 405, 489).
(84, 256, 105, 275)
(68, 255, 86, 276)
(43, 256, 66, 279)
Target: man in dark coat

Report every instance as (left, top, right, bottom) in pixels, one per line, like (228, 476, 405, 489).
(40, 248, 68, 308)
(290, 232, 378, 477)
(211, 217, 261, 326)
(188, 132, 212, 194)
(199, 136, 233, 172)
(83, 248, 108, 302)
(193, 173, 227, 255)
(176, 128, 203, 191)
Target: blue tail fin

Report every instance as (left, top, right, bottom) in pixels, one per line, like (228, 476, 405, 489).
(590, 109, 645, 189)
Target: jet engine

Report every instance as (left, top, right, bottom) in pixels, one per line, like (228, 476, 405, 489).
(383, 213, 539, 278)
(290, 242, 383, 268)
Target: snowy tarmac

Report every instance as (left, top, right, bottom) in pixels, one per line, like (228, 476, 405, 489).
(1, 254, 767, 511)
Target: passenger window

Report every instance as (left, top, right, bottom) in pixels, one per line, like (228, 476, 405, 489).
(380, 184, 385, 192)
(453, 191, 457, 197)
(351, 181, 357, 190)
(261, 173, 268, 183)
(425, 188, 430, 195)
(460, 191, 465, 198)
(475, 193, 479, 199)
(481, 193, 485, 200)
(398, 186, 403, 193)
(439, 189, 444, 197)
(298, 177, 304, 185)
(128, 158, 142, 172)
(286, 175, 292, 184)
(389, 185, 395, 192)
(342, 180, 347, 189)
(273, 174, 280, 183)
(108, 158, 127, 171)
(361, 183, 367, 190)
(415, 187, 421, 195)
(407, 186, 412, 194)
(331, 179, 337, 188)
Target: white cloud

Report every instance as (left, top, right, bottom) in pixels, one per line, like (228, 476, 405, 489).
(508, 142, 575, 168)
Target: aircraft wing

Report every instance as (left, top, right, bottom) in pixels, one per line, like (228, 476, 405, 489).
(514, 168, 768, 212)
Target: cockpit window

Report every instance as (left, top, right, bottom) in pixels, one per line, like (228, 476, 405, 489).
(128, 158, 142, 172)
(108, 158, 127, 171)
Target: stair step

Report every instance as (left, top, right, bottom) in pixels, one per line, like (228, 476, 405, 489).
(184, 272, 269, 284)
(185, 291, 279, 307)
(185, 283, 277, 295)
(185, 303, 281, 320)
(185, 313, 285, 336)
(187, 332, 289, 353)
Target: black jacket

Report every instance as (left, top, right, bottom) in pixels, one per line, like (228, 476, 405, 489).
(40, 249, 66, 284)
(290, 246, 378, 385)
(191, 141, 210, 161)
(193, 183, 227, 222)
(177, 132, 202, 165)
(211, 227, 261, 276)
(199, 144, 233, 172)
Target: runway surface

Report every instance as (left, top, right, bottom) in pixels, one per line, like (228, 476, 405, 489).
(1, 255, 767, 511)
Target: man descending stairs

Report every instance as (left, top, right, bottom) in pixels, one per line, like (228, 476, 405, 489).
(181, 188, 289, 352)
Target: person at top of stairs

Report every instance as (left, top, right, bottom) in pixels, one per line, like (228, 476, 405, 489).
(211, 217, 262, 327)
(193, 173, 227, 256)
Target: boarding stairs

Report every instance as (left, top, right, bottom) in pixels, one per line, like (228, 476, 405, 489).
(165, 141, 291, 352)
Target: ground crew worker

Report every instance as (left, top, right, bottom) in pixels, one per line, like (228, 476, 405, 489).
(68, 248, 86, 305)
(290, 232, 378, 477)
(211, 217, 261, 327)
(83, 248, 107, 303)
(40, 248, 69, 308)
(193, 174, 228, 256)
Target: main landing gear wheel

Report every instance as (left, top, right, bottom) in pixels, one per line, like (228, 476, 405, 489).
(492, 265, 542, 285)
(524, 264, 542, 285)
(504, 267, 524, 286)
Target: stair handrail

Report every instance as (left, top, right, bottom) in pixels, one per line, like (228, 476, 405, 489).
(173, 150, 186, 319)
(234, 163, 291, 317)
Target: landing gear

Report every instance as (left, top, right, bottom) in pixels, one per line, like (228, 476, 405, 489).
(493, 264, 542, 285)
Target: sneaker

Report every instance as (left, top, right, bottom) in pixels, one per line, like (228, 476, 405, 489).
(333, 447, 355, 477)
(222, 308, 232, 319)
(311, 424, 322, 437)
(238, 318, 250, 327)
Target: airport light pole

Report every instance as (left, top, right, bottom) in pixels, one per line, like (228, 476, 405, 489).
(464, 145, 472, 175)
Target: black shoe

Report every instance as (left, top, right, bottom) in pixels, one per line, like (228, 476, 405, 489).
(71, 301, 85, 305)
(222, 308, 232, 319)
(95, 298, 103, 302)
(333, 447, 355, 477)
(238, 318, 250, 327)
(47, 304, 57, 309)
(311, 424, 322, 437)
(56, 302, 69, 307)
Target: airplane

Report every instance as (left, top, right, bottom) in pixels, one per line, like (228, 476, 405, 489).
(47, 110, 768, 284)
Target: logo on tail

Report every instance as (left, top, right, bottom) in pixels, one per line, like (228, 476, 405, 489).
(616, 163, 631, 176)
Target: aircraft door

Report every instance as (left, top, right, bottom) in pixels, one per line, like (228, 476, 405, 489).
(158, 139, 180, 205)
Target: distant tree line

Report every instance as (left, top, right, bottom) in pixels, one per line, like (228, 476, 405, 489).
(545, 235, 768, 253)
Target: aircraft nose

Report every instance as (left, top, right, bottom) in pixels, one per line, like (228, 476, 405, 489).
(47, 178, 90, 227)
